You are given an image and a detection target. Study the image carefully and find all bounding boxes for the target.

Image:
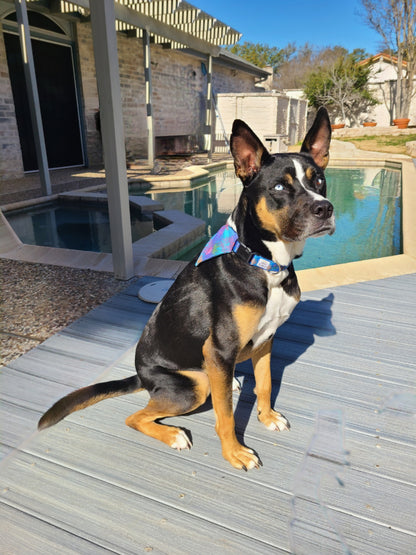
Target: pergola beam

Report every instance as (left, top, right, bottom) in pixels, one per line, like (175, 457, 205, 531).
(67, 0, 223, 55)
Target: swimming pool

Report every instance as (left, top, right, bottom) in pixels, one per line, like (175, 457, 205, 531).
(130, 166, 402, 269)
(6, 199, 156, 253)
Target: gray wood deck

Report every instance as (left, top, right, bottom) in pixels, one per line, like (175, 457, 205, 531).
(1, 274, 415, 554)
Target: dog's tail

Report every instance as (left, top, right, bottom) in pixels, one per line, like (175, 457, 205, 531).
(38, 375, 142, 431)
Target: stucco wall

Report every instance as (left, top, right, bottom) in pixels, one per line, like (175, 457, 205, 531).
(366, 81, 416, 126)
(364, 59, 416, 126)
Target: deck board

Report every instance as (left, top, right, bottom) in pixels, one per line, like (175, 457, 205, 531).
(1, 505, 110, 555)
(1, 274, 415, 553)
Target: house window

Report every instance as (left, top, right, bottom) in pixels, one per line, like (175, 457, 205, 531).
(3, 10, 85, 171)
(5, 10, 65, 34)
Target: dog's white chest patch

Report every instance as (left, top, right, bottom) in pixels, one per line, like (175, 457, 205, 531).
(252, 283, 298, 349)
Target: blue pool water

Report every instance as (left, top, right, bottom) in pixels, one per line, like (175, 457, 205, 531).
(130, 166, 402, 269)
(7, 167, 401, 268)
(6, 199, 155, 253)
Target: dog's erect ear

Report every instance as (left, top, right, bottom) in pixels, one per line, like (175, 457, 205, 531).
(231, 120, 270, 184)
(301, 107, 332, 170)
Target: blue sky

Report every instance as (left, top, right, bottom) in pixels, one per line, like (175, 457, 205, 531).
(194, 0, 383, 55)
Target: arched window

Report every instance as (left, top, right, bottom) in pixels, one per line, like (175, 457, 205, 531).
(5, 10, 65, 35)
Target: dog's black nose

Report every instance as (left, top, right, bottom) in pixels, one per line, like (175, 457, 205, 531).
(311, 199, 333, 220)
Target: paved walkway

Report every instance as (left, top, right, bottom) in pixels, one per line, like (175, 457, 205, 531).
(0, 154, 229, 206)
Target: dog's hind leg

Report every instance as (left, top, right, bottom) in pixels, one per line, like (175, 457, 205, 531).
(125, 370, 210, 450)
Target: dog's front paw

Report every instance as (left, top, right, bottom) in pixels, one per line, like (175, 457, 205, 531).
(223, 442, 262, 471)
(170, 429, 192, 450)
(258, 409, 290, 432)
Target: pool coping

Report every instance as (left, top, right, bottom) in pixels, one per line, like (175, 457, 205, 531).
(1, 150, 415, 289)
(127, 161, 230, 190)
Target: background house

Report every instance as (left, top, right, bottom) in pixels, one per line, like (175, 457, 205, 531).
(270, 53, 416, 128)
(358, 53, 415, 126)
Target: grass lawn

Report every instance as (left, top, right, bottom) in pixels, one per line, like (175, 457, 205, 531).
(337, 133, 416, 155)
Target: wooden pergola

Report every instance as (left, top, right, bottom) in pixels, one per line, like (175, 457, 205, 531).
(10, 0, 247, 279)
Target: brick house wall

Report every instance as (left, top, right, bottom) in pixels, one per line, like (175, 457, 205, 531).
(152, 46, 203, 141)
(64, 21, 260, 167)
(0, 16, 261, 183)
(212, 66, 257, 94)
(151, 47, 259, 146)
(76, 22, 103, 167)
(0, 25, 24, 181)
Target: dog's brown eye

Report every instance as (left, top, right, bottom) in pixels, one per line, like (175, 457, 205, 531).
(315, 177, 324, 188)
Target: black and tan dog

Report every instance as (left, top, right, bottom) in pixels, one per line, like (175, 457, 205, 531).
(39, 107, 335, 470)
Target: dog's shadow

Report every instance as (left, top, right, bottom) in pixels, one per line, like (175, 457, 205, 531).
(233, 292, 336, 442)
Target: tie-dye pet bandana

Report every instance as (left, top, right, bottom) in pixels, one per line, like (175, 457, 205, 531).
(195, 225, 238, 265)
(195, 224, 288, 274)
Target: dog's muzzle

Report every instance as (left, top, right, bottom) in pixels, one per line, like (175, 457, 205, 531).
(309, 199, 335, 237)
(310, 199, 333, 220)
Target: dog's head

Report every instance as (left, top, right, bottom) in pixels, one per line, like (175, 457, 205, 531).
(230, 107, 335, 243)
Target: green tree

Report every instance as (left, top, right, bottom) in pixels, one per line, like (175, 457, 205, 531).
(226, 41, 295, 72)
(303, 50, 378, 125)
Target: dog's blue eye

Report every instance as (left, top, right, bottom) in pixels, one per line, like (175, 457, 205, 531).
(274, 184, 284, 191)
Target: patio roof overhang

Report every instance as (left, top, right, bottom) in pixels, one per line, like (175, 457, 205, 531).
(26, 0, 242, 54)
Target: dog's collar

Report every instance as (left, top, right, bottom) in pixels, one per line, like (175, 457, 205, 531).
(195, 224, 288, 273)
